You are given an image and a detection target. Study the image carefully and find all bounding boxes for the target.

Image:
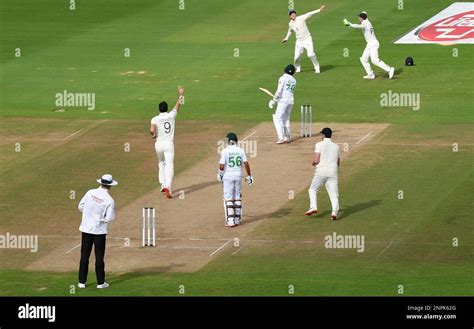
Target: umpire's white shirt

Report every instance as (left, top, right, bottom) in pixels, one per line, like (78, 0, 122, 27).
(314, 138, 339, 177)
(78, 187, 115, 235)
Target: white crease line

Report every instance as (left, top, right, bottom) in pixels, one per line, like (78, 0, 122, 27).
(232, 246, 244, 255)
(65, 243, 81, 254)
(242, 131, 257, 141)
(209, 239, 232, 257)
(376, 242, 393, 259)
(356, 132, 371, 145)
(64, 129, 84, 140)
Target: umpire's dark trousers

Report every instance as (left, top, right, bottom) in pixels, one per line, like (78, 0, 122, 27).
(78, 232, 106, 285)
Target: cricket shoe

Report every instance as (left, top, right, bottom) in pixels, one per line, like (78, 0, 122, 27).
(296, 67, 301, 73)
(160, 185, 165, 192)
(331, 214, 338, 220)
(97, 282, 109, 289)
(315, 65, 320, 74)
(78, 283, 86, 289)
(163, 188, 173, 199)
(388, 67, 395, 79)
(305, 208, 319, 216)
(283, 137, 291, 143)
(276, 140, 286, 144)
(363, 74, 375, 80)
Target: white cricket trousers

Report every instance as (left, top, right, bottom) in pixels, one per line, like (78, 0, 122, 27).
(308, 174, 339, 215)
(155, 141, 174, 190)
(273, 101, 293, 141)
(294, 37, 319, 71)
(360, 41, 391, 75)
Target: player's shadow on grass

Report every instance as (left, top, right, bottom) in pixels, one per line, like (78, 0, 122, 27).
(301, 64, 336, 73)
(107, 265, 185, 285)
(320, 200, 382, 220)
(176, 181, 221, 196)
(245, 207, 292, 224)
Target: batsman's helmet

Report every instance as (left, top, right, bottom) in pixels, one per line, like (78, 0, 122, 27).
(405, 56, 414, 66)
(284, 64, 296, 75)
(226, 132, 238, 143)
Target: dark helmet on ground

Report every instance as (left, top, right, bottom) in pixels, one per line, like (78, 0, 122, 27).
(284, 64, 296, 75)
(226, 132, 238, 143)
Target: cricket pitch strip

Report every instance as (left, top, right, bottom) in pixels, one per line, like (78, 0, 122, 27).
(25, 122, 389, 273)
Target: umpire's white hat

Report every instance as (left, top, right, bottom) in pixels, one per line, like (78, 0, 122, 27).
(97, 174, 118, 186)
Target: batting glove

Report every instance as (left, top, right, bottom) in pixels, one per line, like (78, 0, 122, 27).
(217, 170, 224, 182)
(245, 175, 254, 186)
(268, 100, 276, 109)
(343, 18, 350, 26)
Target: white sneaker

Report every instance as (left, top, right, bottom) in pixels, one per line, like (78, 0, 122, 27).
(97, 282, 109, 289)
(276, 140, 286, 144)
(363, 74, 375, 80)
(78, 283, 86, 289)
(388, 67, 395, 79)
(283, 137, 290, 143)
(315, 65, 320, 74)
(296, 67, 301, 73)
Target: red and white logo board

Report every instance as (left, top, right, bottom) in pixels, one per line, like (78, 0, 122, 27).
(395, 2, 474, 44)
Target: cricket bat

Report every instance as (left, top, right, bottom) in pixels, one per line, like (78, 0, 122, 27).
(258, 87, 274, 98)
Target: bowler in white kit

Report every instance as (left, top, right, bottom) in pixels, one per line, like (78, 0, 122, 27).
(269, 64, 296, 144)
(150, 86, 185, 199)
(344, 12, 395, 80)
(306, 128, 340, 220)
(218, 133, 253, 227)
(282, 5, 325, 74)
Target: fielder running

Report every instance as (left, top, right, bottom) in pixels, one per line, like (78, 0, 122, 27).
(343, 12, 395, 80)
(149, 86, 185, 199)
(305, 128, 340, 220)
(282, 5, 325, 74)
(269, 64, 296, 144)
(217, 133, 253, 227)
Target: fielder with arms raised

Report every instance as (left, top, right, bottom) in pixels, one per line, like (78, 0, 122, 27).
(343, 12, 395, 80)
(269, 64, 296, 144)
(306, 128, 340, 220)
(282, 5, 325, 74)
(150, 86, 185, 199)
(218, 133, 253, 227)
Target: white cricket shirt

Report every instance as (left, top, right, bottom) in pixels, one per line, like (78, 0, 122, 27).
(314, 138, 340, 177)
(285, 9, 321, 42)
(151, 109, 178, 143)
(78, 187, 115, 235)
(219, 144, 248, 180)
(273, 73, 296, 104)
(349, 19, 379, 46)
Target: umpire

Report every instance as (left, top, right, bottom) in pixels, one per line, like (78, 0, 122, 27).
(77, 174, 118, 289)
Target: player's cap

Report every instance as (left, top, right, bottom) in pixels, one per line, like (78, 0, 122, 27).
(97, 174, 118, 186)
(226, 132, 238, 143)
(284, 64, 296, 75)
(288, 10, 296, 16)
(319, 127, 332, 137)
(358, 12, 368, 20)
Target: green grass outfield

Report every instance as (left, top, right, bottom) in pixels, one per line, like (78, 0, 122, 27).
(0, 0, 473, 296)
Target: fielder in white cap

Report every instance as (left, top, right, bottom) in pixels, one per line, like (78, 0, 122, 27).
(343, 12, 395, 80)
(77, 174, 117, 289)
